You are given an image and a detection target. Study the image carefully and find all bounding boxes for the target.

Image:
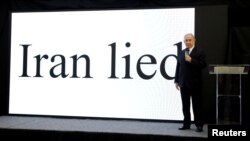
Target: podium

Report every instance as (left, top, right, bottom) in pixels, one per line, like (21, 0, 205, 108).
(209, 64, 249, 124)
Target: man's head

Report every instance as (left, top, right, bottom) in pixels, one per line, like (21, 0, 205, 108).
(184, 33, 196, 49)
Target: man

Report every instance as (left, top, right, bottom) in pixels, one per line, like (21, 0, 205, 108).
(174, 33, 207, 132)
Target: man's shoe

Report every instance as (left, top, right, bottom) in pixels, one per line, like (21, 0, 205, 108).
(195, 126, 203, 132)
(178, 126, 190, 130)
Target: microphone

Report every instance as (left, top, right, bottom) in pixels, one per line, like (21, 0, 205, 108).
(185, 48, 190, 56)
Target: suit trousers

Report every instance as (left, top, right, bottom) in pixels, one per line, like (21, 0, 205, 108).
(180, 86, 203, 127)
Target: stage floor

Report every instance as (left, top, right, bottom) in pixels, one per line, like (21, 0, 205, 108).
(0, 115, 207, 138)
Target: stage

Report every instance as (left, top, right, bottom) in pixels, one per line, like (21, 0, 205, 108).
(0, 115, 207, 140)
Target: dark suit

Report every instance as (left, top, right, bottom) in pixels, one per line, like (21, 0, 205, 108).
(175, 46, 206, 128)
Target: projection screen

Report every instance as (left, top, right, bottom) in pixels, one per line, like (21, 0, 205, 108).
(9, 8, 194, 120)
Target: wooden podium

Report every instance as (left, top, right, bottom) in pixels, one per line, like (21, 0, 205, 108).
(209, 64, 249, 124)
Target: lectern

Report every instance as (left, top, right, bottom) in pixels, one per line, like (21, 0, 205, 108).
(209, 64, 249, 124)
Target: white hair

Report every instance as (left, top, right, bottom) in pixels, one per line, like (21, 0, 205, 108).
(184, 33, 195, 39)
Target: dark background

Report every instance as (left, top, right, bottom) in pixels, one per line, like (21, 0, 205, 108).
(1, 0, 249, 127)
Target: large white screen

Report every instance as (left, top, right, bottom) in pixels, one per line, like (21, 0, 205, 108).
(9, 8, 194, 120)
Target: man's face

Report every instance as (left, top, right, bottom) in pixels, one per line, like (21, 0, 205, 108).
(184, 35, 195, 48)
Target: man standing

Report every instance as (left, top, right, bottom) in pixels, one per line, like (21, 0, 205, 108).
(175, 33, 207, 132)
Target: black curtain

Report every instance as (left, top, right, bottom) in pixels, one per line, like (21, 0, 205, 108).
(0, 1, 10, 115)
(229, 27, 250, 126)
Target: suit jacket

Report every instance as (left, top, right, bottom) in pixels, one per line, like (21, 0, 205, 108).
(175, 46, 207, 88)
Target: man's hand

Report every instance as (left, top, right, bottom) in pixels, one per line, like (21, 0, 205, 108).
(175, 82, 180, 91)
(185, 55, 192, 63)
